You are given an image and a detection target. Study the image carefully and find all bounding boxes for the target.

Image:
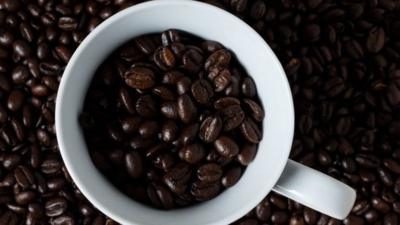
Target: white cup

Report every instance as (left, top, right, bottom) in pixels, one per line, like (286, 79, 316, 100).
(55, 1, 357, 225)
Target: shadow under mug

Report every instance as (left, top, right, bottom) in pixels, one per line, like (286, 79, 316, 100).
(55, 1, 357, 225)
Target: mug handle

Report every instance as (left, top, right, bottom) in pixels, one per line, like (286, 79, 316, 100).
(272, 160, 356, 220)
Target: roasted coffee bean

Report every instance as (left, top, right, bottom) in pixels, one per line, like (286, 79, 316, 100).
(241, 77, 257, 98)
(243, 99, 264, 122)
(125, 66, 155, 90)
(119, 87, 136, 114)
(15, 191, 36, 205)
(152, 86, 176, 101)
(190, 180, 221, 201)
(214, 97, 241, 110)
(136, 95, 157, 117)
(147, 183, 174, 209)
(240, 117, 262, 144)
(164, 163, 192, 194)
(205, 49, 231, 71)
(45, 197, 67, 217)
(178, 123, 199, 146)
(7, 89, 25, 112)
(176, 77, 192, 95)
(214, 136, 239, 158)
(138, 121, 159, 138)
(237, 144, 257, 166)
(177, 94, 197, 123)
(197, 163, 223, 183)
(160, 102, 179, 119)
(191, 79, 214, 104)
(161, 29, 181, 46)
(161, 120, 179, 143)
(367, 27, 385, 53)
(14, 166, 34, 189)
(221, 104, 245, 131)
(181, 49, 203, 73)
(125, 152, 143, 179)
(179, 143, 206, 164)
(199, 115, 222, 143)
(121, 116, 141, 134)
(222, 166, 242, 188)
(153, 46, 176, 70)
(213, 69, 232, 92)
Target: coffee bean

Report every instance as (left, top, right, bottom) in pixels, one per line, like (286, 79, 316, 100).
(197, 163, 223, 183)
(14, 166, 35, 189)
(222, 166, 242, 188)
(205, 49, 231, 71)
(191, 79, 214, 104)
(11, 66, 29, 84)
(152, 86, 176, 101)
(221, 104, 245, 131)
(7, 90, 25, 112)
(161, 29, 181, 46)
(51, 215, 75, 225)
(125, 152, 143, 179)
(177, 94, 197, 123)
(125, 67, 155, 90)
(13, 39, 31, 57)
(119, 87, 136, 114)
(153, 47, 176, 70)
(135, 36, 156, 55)
(121, 116, 141, 134)
(147, 183, 174, 209)
(240, 117, 262, 143)
(214, 97, 241, 110)
(214, 136, 239, 158)
(243, 99, 264, 122)
(178, 123, 199, 146)
(135, 95, 157, 117)
(237, 144, 257, 166)
(58, 17, 78, 31)
(162, 71, 184, 85)
(176, 77, 192, 95)
(164, 163, 192, 194)
(161, 120, 178, 143)
(241, 77, 257, 98)
(199, 115, 222, 143)
(367, 27, 385, 53)
(160, 102, 179, 119)
(15, 191, 36, 205)
(190, 180, 221, 201)
(383, 158, 400, 174)
(179, 143, 206, 164)
(138, 121, 159, 139)
(181, 49, 203, 73)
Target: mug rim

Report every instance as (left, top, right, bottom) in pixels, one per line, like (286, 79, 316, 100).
(55, 1, 295, 225)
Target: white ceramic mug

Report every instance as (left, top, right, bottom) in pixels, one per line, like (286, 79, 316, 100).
(55, 1, 357, 225)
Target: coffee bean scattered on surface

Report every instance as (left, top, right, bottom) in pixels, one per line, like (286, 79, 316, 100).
(80, 29, 264, 209)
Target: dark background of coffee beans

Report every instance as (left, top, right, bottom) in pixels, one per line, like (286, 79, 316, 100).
(0, 0, 399, 225)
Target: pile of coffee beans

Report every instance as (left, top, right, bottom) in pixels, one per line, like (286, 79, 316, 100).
(79, 29, 264, 209)
(0, 0, 399, 224)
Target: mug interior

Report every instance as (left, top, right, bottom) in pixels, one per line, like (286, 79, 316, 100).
(55, 1, 295, 225)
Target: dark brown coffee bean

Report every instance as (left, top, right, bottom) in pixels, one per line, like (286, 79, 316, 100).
(162, 71, 184, 85)
(135, 36, 156, 55)
(214, 97, 241, 110)
(371, 196, 390, 213)
(11, 66, 29, 84)
(51, 215, 75, 225)
(243, 99, 264, 122)
(164, 163, 192, 194)
(214, 136, 239, 158)
(160, 102, 179, 119)
(13, 39, 31, 57)
(197, 163, 223, 183)
(14, 166, 34, 189)
(190, 180, 221, 201)
(303, 24, 321, 42)
(135, 95, 157, 117)
(44, 197, 67, 217)
(152, 86, 176, 101)
(272, 211, 289, 224)
(15, 191, 36, 205)
(256, 202, 271, 221)
(58, 17, 78, 31)
(125, 152, 143, 179)
(367, 27, 385, 53)
(221, 166, 242, 188)
(179, 143, 206, 164)
(383, 158, 400, 174)
(161, 29, 181, 46)
(176, 77, 192, 95)
(213, 68, 232, 92)
(3, 154, 21, 170)
(241, 77, 257, 98)
(47, 177, 66, 191)
(178, 123, 199, 146)
(161, 120, 178, 143)
(240, 117, 262, 143)
(191, 79, 214, 104)
(221, 104, 245, 131)
(181, 49, 203, 73)
(199, 115, 222, 143)
(0, 211, 18, 225)
(40, 158, 61, 175)
(147, 183, 175, 209)
(119, 87, 136, 114)
(201, 41, 223, 53)
(121, 116, 141, 134)
(125, 67, 155, 90)
(153, 46, 176, 71)
(205, 49, 231, 71)
(7, 89, 25, 112)
(138, 121, 159, 139)
(237, 144, 257, 166)
(177, 94, 197, 123)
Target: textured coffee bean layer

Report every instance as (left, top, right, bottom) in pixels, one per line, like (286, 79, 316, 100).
(0, 0, 399, 224)
(80, 30, 264, 209)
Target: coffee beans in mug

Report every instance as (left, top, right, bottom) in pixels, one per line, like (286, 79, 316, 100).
(80, 29, 264, 209)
